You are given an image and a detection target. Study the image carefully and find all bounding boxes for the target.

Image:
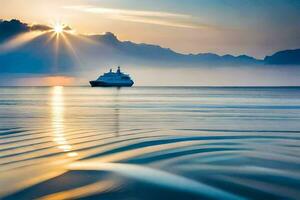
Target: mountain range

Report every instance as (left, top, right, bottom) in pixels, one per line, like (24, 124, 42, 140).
(0, 19, 299, 76)
(264, 49, 300, 65)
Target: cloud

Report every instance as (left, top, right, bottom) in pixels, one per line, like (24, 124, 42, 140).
(0, 19, 29, 42)
(0, 19, 52, 43)
(63, 5, 211, 29)
(30, 24, 52, 31)
(63, 26, 72, 31)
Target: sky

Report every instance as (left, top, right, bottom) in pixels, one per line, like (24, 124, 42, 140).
(1, 0, 300, 58)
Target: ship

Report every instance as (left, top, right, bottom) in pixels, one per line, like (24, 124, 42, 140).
(90, 66, 134, 87)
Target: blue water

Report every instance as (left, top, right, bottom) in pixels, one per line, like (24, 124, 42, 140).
(0, 86, 300, 199)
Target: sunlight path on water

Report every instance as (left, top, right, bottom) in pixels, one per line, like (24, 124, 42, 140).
(51, 86, 78, 157)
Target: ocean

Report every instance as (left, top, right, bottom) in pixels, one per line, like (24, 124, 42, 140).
(0, 86, 300, 199)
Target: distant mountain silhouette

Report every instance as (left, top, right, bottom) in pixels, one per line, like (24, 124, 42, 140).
(0, 32, 75, 74)
(91, 32, 261, 65)
(264, 49, 300, 65)
(1, 19, 300, 76)
(0, 31, 264, 74)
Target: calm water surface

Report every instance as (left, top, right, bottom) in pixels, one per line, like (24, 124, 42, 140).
(0, 86, 300, 200)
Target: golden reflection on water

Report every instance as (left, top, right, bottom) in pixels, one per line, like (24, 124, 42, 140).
(51, 86, 78, 157)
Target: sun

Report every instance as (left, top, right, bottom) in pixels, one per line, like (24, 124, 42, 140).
(54, 23, 64, 34)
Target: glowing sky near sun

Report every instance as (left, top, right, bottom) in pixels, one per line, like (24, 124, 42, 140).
(1, 0, 300, 58)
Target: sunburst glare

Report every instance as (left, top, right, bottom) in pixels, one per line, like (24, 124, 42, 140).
(54, 23, 64, 34)
(42, 21, 99, 76)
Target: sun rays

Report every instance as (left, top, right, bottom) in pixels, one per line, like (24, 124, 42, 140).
(43, 22, 84, 73)
(0, 31, 44, 52)
(0, 20, 101, 86)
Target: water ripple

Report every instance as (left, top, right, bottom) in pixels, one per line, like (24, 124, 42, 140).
(1, 86, 300, 199)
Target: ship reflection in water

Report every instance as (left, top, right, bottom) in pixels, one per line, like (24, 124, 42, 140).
(0, 86, 300, 199)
